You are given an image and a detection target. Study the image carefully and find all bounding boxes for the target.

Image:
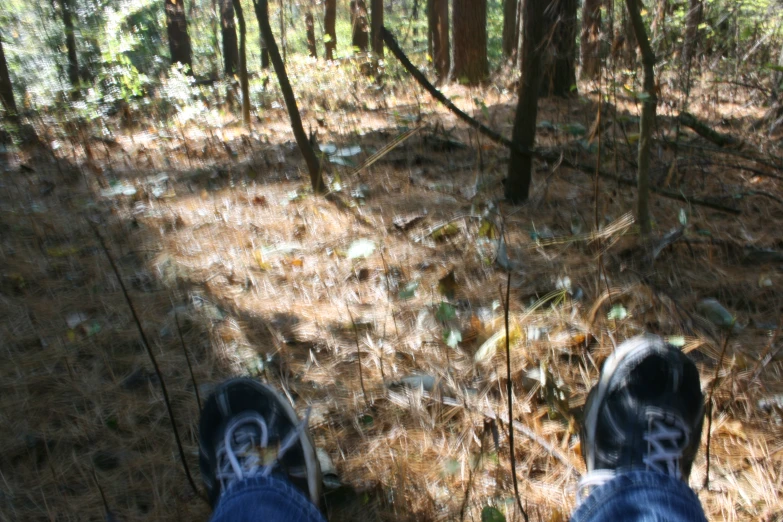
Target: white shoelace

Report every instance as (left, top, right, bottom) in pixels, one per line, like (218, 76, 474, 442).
(575, 409, 687, 505)
(216, 409, 311, 491)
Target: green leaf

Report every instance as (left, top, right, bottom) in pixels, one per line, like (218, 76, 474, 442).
(431, 223, 460, 240)
(443, 458, 460, 476)
(481, 506, 506, 522)
(347, 239, 376, 259)
(563, 122, 587, 136)
(607, 304, 628, 321)
(478, 219, 498, 239)
(398, 281, 419, 300)
(678, 208, 688, 226)
(696, 298, 735, 329)
(763, 63, 783, 73)
(444, 328, 462, 348)
(435, 302, 456, 322)
(666, 335, 686, 347)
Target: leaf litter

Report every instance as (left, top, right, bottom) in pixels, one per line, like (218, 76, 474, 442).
(0, 76, 781, 522)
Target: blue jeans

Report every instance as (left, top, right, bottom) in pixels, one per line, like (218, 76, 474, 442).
(211, 470, 706, 522)
(571, 471, 708, 522)
(210, 475, 326, 522)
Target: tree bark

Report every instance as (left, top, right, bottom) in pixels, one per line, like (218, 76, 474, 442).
(260, 34, 270, 68)
(506, 0, 548, 203)
(0, 35, 16, 116)
(232, 0, 250, 126)
(351, 0, 369, 52)
(371, 0, 384, 57)
(61, 0, 80, 92)
(165, 0, 193, 70)
(221, 0, 239, 75)
(253, 0, 325, 193)
(580, 0, 601, 79)
(324, 0, 337, 60)
(427, 0, 449, 81)
(502, 0, 519, 60)
(625, 0, 656, 235)
(452, 0, 487, 85)
(681, 0, 702, 75)
(540, 0, 578, 97)
(306, 12, 317, 58)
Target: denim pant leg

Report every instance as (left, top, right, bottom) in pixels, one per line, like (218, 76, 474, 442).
(571, 471, 708, 522)
(210, 475, 326, 522)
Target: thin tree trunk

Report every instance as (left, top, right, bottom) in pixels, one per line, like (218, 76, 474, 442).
(221, 0, 239, 75)
(506, 0, 548, 203)
(452, 0, 487, 84)
(61, 0, 80, 92)
(541, 0, 578, 97)
(502, 0, 519, 60)
(232, 0, 250, 126)
(325, 0, 337, 60)
(580, 0, 601, 79)
(351, 0, 369, 52)
(253, 0, 325, 193)
(279, 0, 287, 63)
(371, 0, 384, 56)
(0, 36, 17, 116)
(306, 12, 317, 58)
(622, 3, 637, 67)
(429, 0, 449, 81)
(625, 0, 656, 235)
(165, 0, 194, 70)
(681, 0, 702, 76)
(260, 34, 270, 68)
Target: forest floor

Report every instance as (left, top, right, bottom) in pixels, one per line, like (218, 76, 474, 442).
(2, 66, 783, 521)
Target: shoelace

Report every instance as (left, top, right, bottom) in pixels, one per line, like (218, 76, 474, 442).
(642, 409, 687, 479)
(576, 409, 688, 504)
(216, 409, 311, 491)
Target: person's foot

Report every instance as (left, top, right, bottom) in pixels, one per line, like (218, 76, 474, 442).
(198, 378, 322, 508)
(577, 335, 705, 502)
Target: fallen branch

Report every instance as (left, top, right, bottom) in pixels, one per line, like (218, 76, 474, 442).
(678, 111, 741, 148)
(657, 139, 783, 173)
(380, 26, 533, 159)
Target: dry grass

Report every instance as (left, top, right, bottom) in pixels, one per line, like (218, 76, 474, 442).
(1, 70, 782, 522)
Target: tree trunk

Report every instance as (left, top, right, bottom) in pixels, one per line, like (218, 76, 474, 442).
(61, 0, 80, 92)
(506, 0, 548, 203)
(351, 0, 369, 52)
(165, 0, 193, 70)
(452, 0, 487, 85)
(0, 36, 16, 116)
(253, 0, 325, 193)
(580, 0, 601, 79)
(622, 4, 637, 67)
(428, 0, 449, 81)
(541, 0, 578, 97)
(681, 0, 702, 74)
(324, 0, 337, 60)
(502, 0, 518, 60)
(306, 12, 317, 58)
(221, 0, 239, 75)
(260, 34, 270, 68)
(625, 0, 656, 235)
(371, 0, 384, 57)
(232, 0, 250, 126)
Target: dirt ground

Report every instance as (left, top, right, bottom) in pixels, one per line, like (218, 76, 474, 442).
(1, 70, 782, 521)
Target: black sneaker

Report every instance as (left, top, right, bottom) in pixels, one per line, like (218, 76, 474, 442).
(577, 335, 704, 502)
(198, 378, 322, 508)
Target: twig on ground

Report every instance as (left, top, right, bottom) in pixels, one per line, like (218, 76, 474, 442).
(346, 305, 369, 406)
(174, 306, 203, 410)
(88, 219, 207, 504)
(504, 271, 528, 522)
